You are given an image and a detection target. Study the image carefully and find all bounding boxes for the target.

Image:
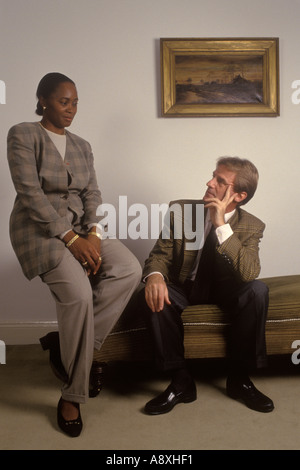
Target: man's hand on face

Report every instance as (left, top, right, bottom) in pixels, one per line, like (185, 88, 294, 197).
(204, 185, 238, 228)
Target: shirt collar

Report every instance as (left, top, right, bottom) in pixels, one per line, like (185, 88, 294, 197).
(224, 208, 236, 223)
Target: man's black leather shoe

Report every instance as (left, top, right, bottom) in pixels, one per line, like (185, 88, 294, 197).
(144, 381, 197, 415)
(226, 376, 274, 413)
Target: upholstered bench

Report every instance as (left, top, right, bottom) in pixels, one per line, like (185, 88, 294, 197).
(93, 275, 300, 364)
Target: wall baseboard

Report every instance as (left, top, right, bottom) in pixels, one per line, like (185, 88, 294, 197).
(0, 322, 58, 345)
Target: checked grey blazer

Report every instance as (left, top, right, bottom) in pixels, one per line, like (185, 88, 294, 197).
(7, 122, 102, 280)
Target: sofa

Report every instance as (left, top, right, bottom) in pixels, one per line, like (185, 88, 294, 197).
(93, 275, 300, 365)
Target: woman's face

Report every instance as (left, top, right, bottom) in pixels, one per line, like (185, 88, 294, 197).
(41, 81, 78, 134)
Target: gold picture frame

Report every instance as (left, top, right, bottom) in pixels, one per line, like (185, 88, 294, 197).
(161, 38, 279, 117)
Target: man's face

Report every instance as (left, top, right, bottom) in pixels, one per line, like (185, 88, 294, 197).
(203, 164, 236, 202)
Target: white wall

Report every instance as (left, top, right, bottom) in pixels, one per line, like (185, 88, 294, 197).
(1, 0, 300, 325)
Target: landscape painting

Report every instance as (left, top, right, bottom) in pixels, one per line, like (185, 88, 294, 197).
(161, 38, 279, 117)
(175, 55, 264, 105)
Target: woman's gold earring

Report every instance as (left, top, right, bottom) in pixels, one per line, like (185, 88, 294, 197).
(43, 106, 46, 110)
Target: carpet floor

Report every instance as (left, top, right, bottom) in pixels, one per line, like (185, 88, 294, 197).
(0, 345, 299, 451)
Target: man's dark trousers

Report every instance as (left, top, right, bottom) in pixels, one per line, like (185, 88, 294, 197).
(140, 279, 269, 374)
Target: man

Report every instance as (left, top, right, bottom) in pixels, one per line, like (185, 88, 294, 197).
(140, 156, 274, 415)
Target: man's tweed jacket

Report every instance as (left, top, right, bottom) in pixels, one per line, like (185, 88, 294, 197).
(7, 122, 102, 280)
(142, 199, 265, 290)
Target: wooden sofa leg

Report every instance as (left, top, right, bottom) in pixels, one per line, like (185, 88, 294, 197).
(89, 361, 107, 398)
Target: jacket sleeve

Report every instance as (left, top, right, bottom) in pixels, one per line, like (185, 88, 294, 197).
(142, 206, 176, 283)
(7, 125, 73, 237)
(79, 146, 102, 228)
(143, 236, 175, 283)
(216, 216, 265, 282)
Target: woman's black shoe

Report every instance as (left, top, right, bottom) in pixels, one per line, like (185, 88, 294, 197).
(57, 397, 82, 437)
(40, 332, 68, 383)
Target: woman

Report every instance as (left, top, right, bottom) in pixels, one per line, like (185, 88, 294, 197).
(7, 72, 142, 437)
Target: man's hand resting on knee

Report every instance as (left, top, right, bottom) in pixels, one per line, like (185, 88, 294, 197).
(145, 273, 171, 312)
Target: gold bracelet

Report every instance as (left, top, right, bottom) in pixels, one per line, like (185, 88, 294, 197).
(66, 234, 79, 248)
(88, 232, 101, 239)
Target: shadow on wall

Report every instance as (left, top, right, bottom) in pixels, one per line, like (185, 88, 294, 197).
(0, 259, 56, 322)
(122, 237, 153, 268)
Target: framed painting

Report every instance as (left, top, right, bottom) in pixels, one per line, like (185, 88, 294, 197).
(160, 38, 279, 117)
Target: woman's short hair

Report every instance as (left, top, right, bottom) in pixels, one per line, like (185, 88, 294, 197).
(35, 72, 75, 116)
(217, 156, 259, 206)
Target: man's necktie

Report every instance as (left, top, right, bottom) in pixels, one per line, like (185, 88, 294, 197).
(189, 223, 217, 304)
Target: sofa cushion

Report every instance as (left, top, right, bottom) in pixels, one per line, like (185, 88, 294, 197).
(94, 275, 300, 362)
